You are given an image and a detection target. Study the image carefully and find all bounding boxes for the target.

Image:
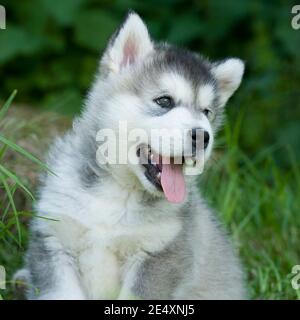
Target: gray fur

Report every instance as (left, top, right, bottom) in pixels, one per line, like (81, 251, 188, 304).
(133, 204, 245, 299)
(25, 231, 57, 299)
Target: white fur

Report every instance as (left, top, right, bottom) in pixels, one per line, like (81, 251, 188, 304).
(158, 72, 194, 105)
(211, 58, 245, 106)
(101, 13, 153, 75)
(34, 176, 183, 299)
(197, 84, 215, 109)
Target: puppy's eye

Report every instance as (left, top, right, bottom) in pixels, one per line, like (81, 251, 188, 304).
(154, 96, 174, 109)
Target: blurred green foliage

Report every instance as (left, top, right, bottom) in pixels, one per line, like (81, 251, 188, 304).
(0, 0, 299, 164)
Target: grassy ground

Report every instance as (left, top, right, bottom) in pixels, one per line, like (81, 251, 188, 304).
(0, 96, 70, 299)
(0, 99, 299, 299)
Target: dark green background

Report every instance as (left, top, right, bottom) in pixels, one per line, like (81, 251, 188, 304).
(0, 0, 299, 165)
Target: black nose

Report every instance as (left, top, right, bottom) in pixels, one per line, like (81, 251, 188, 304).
(191, 128, 210, 150)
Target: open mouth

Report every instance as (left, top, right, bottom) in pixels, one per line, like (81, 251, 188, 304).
(137, 145, 196, 204)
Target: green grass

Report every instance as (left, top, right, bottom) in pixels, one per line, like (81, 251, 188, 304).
(0, 91, 31, 245)
(0, 92, 50, 299)
(201, 115, 300, 299)
(0, 94, 299, 299)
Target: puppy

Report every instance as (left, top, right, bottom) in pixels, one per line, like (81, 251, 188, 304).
(15, 12, 246, 299)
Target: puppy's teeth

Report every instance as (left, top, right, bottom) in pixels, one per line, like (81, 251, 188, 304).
(157, 172, 161, 179)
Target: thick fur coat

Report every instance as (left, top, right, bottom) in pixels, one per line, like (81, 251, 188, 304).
(15, 12, 246, 299)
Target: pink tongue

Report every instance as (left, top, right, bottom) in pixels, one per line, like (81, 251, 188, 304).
(161, 161, 186, 204)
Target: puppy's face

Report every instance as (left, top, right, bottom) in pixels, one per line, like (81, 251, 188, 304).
(90, 13, 244, 203)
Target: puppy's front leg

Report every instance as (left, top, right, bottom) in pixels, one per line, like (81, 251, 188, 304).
(24, 232, 85, 300)
(118, 253, 146, 300)
(79, 246, 120, 299)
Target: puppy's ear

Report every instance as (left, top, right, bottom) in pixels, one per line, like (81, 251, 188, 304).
(100, 12, 153, 76)
(211, 58, 245, 107)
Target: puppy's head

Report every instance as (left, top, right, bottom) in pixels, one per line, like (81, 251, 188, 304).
(87, 12, 244, 203)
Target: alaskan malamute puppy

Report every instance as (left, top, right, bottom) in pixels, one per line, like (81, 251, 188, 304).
(15, 12, 246, 299)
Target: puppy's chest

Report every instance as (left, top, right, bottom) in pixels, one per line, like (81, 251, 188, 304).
(79, 213, 181, 260)
(84, 193, 180, 250)
(76, 220, 181, 299)
(70, 197, 182, 299)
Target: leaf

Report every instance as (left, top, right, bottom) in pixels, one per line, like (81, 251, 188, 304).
(40, 0, 85, 26)
(74, 10, 119, 52)
(0, 26, 45, 63)
(167, 13, 205, 44)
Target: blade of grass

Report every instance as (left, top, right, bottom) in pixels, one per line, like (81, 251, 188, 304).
(285, 144, 300, 186)
(0, 135, 52, 174)
(0, 220, 21, 247)
(0, 144, 8, 159)
(232, 107, 246, 147)
(2, 184, 17, 221)
(13, 211, 60, 222)
(0, 174, 21, 244)
(0, 164, 34, 200)
(0, 90, 17, 121)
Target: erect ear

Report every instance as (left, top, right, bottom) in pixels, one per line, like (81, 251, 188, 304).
(211, 58, 245, 107)
(100, 12, 153, 76)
